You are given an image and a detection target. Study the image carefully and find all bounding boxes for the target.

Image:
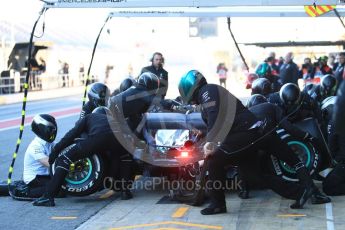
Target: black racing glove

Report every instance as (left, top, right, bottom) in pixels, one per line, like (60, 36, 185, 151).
(303, 133, 316, 142)
(48, 148, 59, 165)
(160, 99, 174, 110)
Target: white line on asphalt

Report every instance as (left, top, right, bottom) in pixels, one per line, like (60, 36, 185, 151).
(0, 113, 79, 132)
(326, 203, 335, 230)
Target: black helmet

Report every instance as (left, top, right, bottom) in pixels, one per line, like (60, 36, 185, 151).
(321, 74, 338, 97)
(251, 78, 271, 96)
(303, 83, 316, 96)
(246, 94, 268, 108)
(88, 82, 110, 108)
(279, 83, 301, 106)
(178, 70, 207, 104)
(120, 77, 135, 93)
(138, 72, 160, 91)
(31, 114, 57, 143)
(92, 106, 112, 116)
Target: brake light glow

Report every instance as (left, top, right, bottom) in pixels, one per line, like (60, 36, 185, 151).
(180, 151, 189, 158)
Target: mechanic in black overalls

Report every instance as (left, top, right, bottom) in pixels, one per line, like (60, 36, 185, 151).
(308, 74, 338, 104)
(276, 83, 323, 124)
(108, 72, 166, 193)
(80, 82, 110, 119)
(245, 94, 330, 204)
(178, 70, 320, 215)
(82, 80, 140, 197)
(323, 81, 345, 195)
(277, 83, 332, 170)
(33, 107, 128, 206)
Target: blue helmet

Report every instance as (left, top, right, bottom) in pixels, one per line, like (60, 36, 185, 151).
(178, 70, 207, 103)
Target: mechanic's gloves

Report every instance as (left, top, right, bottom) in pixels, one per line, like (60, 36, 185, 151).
(160, 99, 174, 110)
(203, 142, 217, 159)
(48, 148, 59, 165)
(303, 133, 315, 142)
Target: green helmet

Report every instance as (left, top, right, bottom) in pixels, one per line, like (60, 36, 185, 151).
(178, 70, 207, 103)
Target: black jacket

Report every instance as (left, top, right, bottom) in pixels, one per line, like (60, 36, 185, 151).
(197, 84, 258, 142)
(141, 65, 168, 97)
(249, 102, 308, 140)
(279, 92, 322, 124)
(53, 113, 115, 154)
(308, 85, 328, 104)
(80, 101, 95, 119)
(267, 92, 283, 106)
(108, 85, 161, 133)
(279, 61, 299, 85)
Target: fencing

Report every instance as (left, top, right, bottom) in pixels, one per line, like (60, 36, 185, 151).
(0, 71, 89, 95)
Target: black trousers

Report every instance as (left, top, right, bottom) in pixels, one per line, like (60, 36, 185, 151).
(323, 164, 345, 196)
(47, 133, 129, 197)
(27, 175, 51, 198)
(208, 129, 300, 206)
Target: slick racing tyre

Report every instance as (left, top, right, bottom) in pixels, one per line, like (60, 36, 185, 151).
(51, 147, 105, 196)
(269, 129, 321, 182)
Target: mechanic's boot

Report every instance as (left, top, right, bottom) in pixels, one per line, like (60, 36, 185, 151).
(290, 165, 315, 209)
(311, 189, 331, 205)
(33, 194, 55, 207)
(238, 171, 249, 199)
(14, 186, 29, 197)
(121, 190, 133, 200)
(201, 203, 227, 215)
(238, 190, 250, 199)
(238, 188, 250, 199)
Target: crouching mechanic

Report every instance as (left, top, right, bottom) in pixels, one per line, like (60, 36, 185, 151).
(308, 74, 338, 104)
(178, 70, 325, 215)
(245, 94, 330, 203)
(33, 107, 129, 206)
(13, 114, 57, 199)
